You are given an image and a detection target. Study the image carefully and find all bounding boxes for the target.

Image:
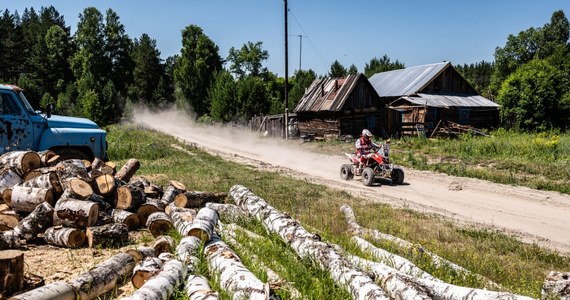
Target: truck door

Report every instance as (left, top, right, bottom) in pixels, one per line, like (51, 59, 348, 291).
(0, 92, 34, 155)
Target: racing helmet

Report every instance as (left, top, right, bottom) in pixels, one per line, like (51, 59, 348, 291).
(362, 129, 373, 138)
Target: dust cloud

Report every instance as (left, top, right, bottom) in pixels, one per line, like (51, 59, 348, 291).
(132, 107, 348, 180)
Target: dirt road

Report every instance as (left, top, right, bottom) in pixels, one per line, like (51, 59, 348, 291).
(134, 110, 570, 254)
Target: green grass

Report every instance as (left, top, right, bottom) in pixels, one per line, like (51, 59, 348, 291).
(107, 124, 570, 299)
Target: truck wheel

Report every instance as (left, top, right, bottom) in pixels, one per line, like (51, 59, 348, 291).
(362, 167, 375, 186)
(340, 164, 354, 180)
(55, 148, 91, 161)
(391, 168, 405, 185)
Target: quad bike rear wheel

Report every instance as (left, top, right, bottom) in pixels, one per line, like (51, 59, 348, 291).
(391, 168, 405, 185)
(340, 164, 354, 180)
(362, 167, 375, 186)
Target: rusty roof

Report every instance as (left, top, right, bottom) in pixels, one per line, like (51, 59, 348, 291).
(293, 74, 361, 113)
(396, 93, 499, 108)
(369, 62, 449, 97)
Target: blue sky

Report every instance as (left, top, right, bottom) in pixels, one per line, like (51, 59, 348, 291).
(4, 1, 570, 76)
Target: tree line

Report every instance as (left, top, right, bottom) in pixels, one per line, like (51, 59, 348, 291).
(1, 6, 569, 131)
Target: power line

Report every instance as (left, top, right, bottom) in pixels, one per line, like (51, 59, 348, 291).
(288, 8, 329, 74)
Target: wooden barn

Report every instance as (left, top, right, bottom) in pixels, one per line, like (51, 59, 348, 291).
(369, 62, 500, 136)
(293, 73, 398, 139)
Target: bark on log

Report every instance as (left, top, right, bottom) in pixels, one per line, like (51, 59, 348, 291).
(110, 209, 140, 231)
(205, 233, 271, 299)
(115, 182, 145, 212)
(542, 271, 570, 299)
(115, 158, 140, 182)
(92, 174, 116, 196)
(352, 236, 440, 281)
(125, 246, 156, 263)
(53, 198, 98, 229)
(13, 202, 54, 240)
(8, 281, 76, 300)
(349, 255, 533, 300)
(86, 223, 129, 248)
(230, 184, 389, 300)
(170, 208, 195, 236)
(0, 231, 23, 249)
(7, 186, 53, 213)
(137, 199, 166, 226)
(143, 185, 163, 200)
(175, 236, 202, 266)
(94, 210, 113, 226)
(43, 226, 86, 248)
(153, 235, 175, 255)
(185, 275, 220, 300)
(22, 166, 57, 182)
(59, 179, 93, 200)
(55, 160, 90, 184)
(0, 167, 22, 194)
(0, 209, 20, 230)
(68, 252, 136, 300)
(341, 204, 501, 289)
(20, 172, 61, 195)
(89, 193, 111, 212)
(37, 150, 57, 167)
(160, 181, 186, 206)
(131, 256, 163, 289)
(0, 249, 24, 297)
(205, 203, 248, 224)
(126, 259, 186, 300)
(188, 207, 218, 241)
(2, 189, 12, 206)
(145, 212, 173, 237)
(174, 191, 227, 208)
(0, 151, 41, 177)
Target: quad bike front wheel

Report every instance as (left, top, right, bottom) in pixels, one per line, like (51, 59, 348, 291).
(391, 168, 405, 185)
(362, 167, 375, 186)
(340, 164, 354, 180)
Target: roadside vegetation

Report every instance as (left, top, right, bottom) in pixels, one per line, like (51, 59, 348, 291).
(108, 124, 569, 299)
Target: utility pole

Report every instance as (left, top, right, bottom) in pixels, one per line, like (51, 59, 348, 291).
(297, 34, 303, 71)
(284, 0, 289, 139)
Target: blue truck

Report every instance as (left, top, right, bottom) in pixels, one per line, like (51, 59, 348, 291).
(0, 84, 108, 161)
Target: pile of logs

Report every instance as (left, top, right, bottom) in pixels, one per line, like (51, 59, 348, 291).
(1, 150, 567, 299)
(429, 120, 490, 138)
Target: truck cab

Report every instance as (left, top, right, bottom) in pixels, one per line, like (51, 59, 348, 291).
(0, 84, 108, 161)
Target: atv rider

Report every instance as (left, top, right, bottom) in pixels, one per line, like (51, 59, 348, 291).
(355, 129, 380, 167)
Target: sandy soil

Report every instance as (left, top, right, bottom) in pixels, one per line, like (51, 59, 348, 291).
(134, 109, 570, 254)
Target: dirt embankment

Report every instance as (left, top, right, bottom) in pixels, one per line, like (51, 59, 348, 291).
(134, 109, 570, 254)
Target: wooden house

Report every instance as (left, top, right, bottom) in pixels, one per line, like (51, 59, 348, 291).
(369, 62, 500, 135)
(293, 73, 397, 138)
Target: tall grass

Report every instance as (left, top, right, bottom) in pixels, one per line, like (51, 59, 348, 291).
(107, 124, 570, 299)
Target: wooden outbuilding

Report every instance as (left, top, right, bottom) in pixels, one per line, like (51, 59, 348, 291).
(293, 73, 397, 139)
(369, 62, 500, 136)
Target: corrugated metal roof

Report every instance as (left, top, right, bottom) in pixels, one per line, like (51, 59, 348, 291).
(369, 62, 449, 97)
(398, 93, 500, 108)
(293, 74, 360, 113)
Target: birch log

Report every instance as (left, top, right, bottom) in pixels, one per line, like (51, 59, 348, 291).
(0, 151, 41, 176)
(174, 236, 220, 299)
(43, 226, 86, 248)
(160, 180, 186, 206)
(187, 207, 218, 241)
(205, 203, 248, 224)
(86, 223, 129, 248)
(59, 179, 93, 200)
(0, 230, 23, 249)
(115, 182, 145, 212)
(205, 233, 270, 300)
(126, 246, 157, 263)
(174, 191, 227, 208)
(0, 249, 24, 296)
(124, 259, 186, 300)
(13, 202, 54, 240)
(8, 281, 76, 300)
(145, 212, 173, 237)
(92, 174, 116, 196)
(0, 167, 22, 194)
(7, 186, 53, 213)
(542, 271, 570, 299)
(176, 236, 202, 265)
(69, 252, 137, 300)
(350, 255, 533, 300)
(53, 198, 98, 228)
(352, 236, 440, 281)
(37, 150, 57, 167)
(131, 256, 163, 289)
(185, 275, 220, 300)
(110, 209, 140, 231)
(137, 199, 166, 226)
(20, 172, 62, 195)
(230, 185, 389, 300)
(0, 209, 20, 230)
(153, 235, 175, 255)
(341, 204, 501, 289)
(115, 158, 140, 182)
(170, 208, 195, 236)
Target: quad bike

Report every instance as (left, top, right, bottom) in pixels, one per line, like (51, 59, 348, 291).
(340, 141, 405, 186)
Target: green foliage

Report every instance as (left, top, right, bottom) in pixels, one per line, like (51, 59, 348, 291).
(227, 41, 269, 79)
(288, 69, 316, 111)
(328, 60, 347, 77)
(364, 54, 405, 77)
(208, 70, 237, 122)
(348, 64, 358, 75)
(236, 76, 269, 121)
(455, 60, 495, 98)
(497, 59, 569, 130)
(129, 33, 163, 106)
